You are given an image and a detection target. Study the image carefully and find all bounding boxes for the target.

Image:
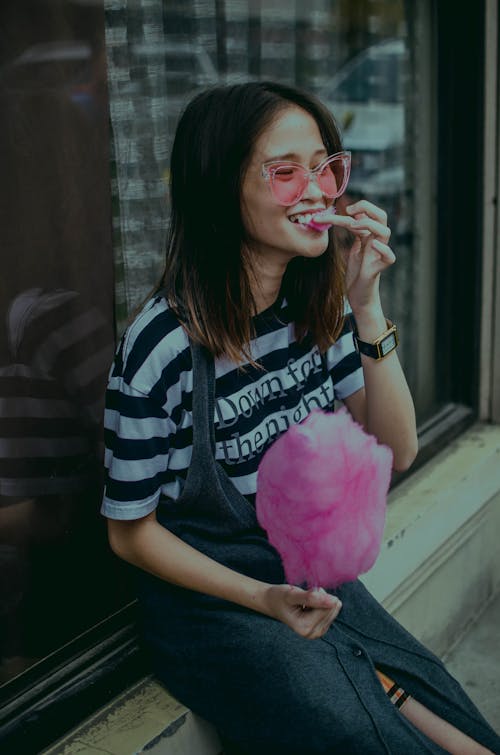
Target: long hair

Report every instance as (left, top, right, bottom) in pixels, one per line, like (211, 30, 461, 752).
(157, 80, 347, 364)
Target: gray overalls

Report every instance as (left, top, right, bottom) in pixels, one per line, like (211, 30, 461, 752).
(138, 343, 500, 754)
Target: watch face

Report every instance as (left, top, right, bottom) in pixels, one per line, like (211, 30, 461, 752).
(380, 333, 397, 356)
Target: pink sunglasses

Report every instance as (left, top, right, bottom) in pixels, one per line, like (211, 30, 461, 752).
(261, 151, 351, 206)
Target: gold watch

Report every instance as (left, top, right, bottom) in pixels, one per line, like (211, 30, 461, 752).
(353, 319, 399, 360)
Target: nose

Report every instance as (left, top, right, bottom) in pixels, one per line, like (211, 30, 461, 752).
(302, 171, 324, 200)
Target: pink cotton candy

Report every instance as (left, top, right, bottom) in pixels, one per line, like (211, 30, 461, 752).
(306, 206, 336, 232)
(307, 219, 332, 232)
(255, 407, 393, 588)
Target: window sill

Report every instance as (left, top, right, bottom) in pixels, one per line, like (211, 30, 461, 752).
(361, 421, 500, 654)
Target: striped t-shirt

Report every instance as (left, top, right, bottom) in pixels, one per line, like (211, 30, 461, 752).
(101, 293, 364, 521)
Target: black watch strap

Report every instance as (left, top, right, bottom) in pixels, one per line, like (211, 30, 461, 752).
(353, 319, 398, 360)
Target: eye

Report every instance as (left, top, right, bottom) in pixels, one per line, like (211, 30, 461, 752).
(274, 166, 299, 182)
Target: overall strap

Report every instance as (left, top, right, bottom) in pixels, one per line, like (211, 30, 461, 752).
(155, 288, 217, 463)
(189, 340, 217, 463)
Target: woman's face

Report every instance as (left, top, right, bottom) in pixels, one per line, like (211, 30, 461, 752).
(241, 105, 334, 268)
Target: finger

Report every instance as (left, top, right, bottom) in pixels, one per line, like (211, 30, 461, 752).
(303, 602, 341, 639)
(285, 585, 308, 605)
(299, 588, 328, 611)
(305, 605, 340, 639)
(328, 214, 357, 230)
(328, 598, 343, 622)
(309, 207, 337, 221)
(320, 597, 342, 626)
(369, 238, 396, 266)
(345, 200, 388, 225)
(286, 585, 335, 610)
(351, 217, 391, 242)
(303, 588, 338, 610)
(294, 610, 330, 639)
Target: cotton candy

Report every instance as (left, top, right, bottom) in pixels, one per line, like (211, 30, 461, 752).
(306, 206, 336, 232)
(255, 407, 393, 588)
(307, 219, 332, 232)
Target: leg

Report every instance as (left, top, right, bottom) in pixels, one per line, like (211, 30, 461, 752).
(375, 669, 494, 754)
(400, 697, 495, 755)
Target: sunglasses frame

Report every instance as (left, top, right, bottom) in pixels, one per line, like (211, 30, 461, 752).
(261, 150, 351, 206)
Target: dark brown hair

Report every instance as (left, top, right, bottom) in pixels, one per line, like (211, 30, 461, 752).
(157, 80, 347, 364)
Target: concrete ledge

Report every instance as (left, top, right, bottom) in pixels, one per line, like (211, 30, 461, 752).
(44, 422, 500, 754)
(361, 421, 500, 655)
(363, 422, 500, 601)
(42, 676, 223, 754)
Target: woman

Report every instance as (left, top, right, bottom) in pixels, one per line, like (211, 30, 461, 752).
(102, 81, 500, 754)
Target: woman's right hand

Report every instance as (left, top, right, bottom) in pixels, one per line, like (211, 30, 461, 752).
(107, 514, 342, 638)
(260, 584, 342, 639)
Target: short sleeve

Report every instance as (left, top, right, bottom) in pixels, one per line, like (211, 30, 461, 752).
(326, 309, 364, 401)
(101, 377, 175, 520)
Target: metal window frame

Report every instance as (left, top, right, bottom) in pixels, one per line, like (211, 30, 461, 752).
(479, 0, 500, 421)
(0, 604, 145, 753)
(433, 0, 486, 415)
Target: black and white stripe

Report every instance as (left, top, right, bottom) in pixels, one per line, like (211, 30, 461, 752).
(102, 294, 363, 520)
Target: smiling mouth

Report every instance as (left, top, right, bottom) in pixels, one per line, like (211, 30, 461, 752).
(289, 212, 318, 225)
(288, 209, 334, 230)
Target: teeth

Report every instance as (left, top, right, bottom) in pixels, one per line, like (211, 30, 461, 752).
(289, 210, 330, 224)
(289, 213, 315, 224)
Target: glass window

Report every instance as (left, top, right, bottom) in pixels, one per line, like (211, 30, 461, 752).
(0, 0, 125, 687)
(106, 0, 430, 416)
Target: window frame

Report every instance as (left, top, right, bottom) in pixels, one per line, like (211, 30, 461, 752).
(0, 604, 146, 753)
(434, 0, 485, 414)
(479, 0, 500, 422)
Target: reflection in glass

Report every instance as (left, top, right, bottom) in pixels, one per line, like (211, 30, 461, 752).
(0, 1, 119, 684)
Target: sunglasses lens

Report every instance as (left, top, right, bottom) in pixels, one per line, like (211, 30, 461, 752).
(270, 166, 307, 205)
(317, 157, 349, 198)
(268, 154, 351, 205)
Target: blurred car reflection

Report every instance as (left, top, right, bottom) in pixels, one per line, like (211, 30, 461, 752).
(0, 39, 105, 119)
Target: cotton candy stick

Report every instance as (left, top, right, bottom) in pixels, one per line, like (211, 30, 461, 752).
(255, 407, 393, 589)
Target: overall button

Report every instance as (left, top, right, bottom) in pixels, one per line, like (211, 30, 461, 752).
(352, 647, 363, 657)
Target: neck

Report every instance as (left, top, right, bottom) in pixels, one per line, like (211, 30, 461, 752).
(249, 253, 286, 314)
(253, 286, 281, 314)
(252, 271, 285, 313)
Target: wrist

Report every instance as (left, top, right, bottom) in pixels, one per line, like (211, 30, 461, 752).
(241, 578, 274, 616)
(352, 318, 398, 361)
(350, 307, 387, 342)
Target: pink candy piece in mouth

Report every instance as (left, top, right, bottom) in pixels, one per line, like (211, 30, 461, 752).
(306, 207, 336, 232)
(307, 219, 332, 231)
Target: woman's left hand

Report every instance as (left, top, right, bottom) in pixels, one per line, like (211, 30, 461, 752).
(329, 199, 396, 311)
